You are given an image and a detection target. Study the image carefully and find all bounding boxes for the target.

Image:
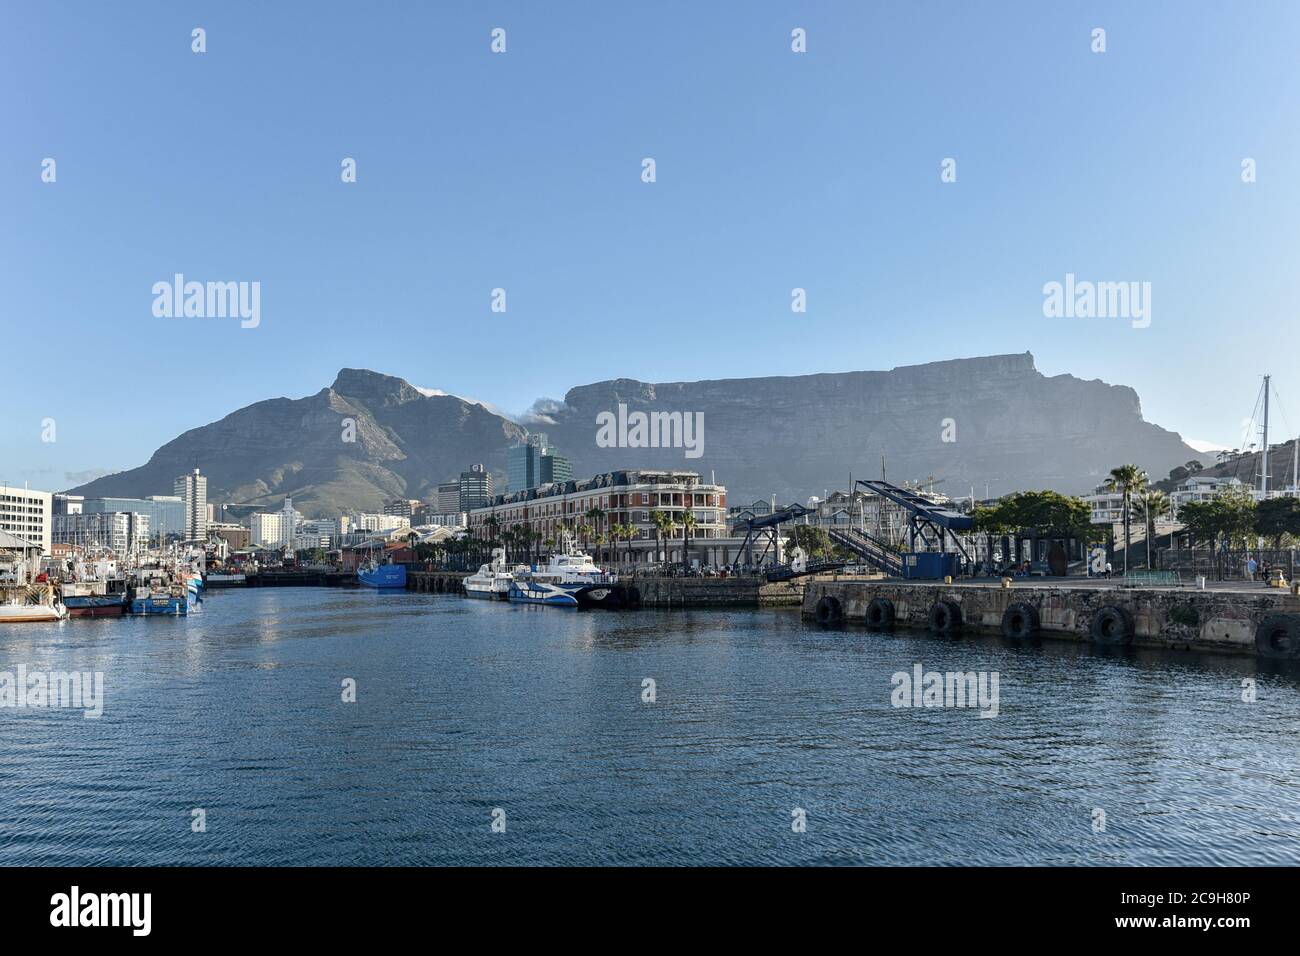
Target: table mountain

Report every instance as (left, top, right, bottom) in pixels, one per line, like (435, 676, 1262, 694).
(538, 352, 1198, 504)
(69, 354, 1198, 513)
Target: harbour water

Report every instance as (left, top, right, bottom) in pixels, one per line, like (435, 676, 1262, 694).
(1, 587, 1297, 866)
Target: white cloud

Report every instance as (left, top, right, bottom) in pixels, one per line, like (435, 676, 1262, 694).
(415, 386, 519, 422)
(1185, 438, 1229, 454)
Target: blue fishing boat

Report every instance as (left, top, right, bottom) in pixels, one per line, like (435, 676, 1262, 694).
(357, 560, 407, 589)
(130, 588, 190, 615)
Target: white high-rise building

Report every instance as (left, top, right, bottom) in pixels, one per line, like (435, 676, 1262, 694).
(174, 469, 208, 542)
(0, 484, 53, 555)
(280, 497, 299, 550)
(248, 513, 285, 548)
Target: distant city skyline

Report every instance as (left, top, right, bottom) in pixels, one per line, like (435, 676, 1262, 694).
(6, 2, 1300, 487)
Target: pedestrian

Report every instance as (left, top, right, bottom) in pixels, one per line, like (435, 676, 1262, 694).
(1104, 560, 1113, 579)
(1247, 555, 1258, 581)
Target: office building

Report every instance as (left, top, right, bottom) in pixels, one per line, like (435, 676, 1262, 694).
(174, 469, 208, 541)
(459, 464, 494, 511)
(0, 484, 53, 555)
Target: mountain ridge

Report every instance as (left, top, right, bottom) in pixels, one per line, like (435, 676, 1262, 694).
(68, 353, 1199, 515)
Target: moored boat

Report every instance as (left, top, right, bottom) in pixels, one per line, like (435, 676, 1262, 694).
(507, 538, 626, 609)
(62, 594, 128, 618)
(357, 560, 407, 589)
(507, 578, 579, 606)
(465, 548, 520, 600)
(0, 600, 68, 623)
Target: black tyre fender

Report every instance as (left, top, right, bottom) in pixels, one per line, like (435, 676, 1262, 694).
(1091, 605, 1133, 645)
(928, 599, 962, 633)
(815, 595, 843, 625)
(1254, 613, 1300, 658)
(866, 597, 896, 629)
(1001, 601, 1039, 640)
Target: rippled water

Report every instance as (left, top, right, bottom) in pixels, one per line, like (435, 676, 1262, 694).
(0, 587, 1297, 866)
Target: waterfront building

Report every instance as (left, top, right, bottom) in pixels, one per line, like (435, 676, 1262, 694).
(82, 495, 185, 540)
(207, 521, 251, 551)
(0, 484, 53, 555)
(174, 469, 208, 541)
(467, 469, 732, 565)
(52, 511, 149, 555)
(458, 464, 494, 511)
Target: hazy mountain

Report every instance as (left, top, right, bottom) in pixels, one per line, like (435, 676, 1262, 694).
(538, 353, 1200, 503)
(68, 354, 1200, 513)
(68, 369, 525, 515)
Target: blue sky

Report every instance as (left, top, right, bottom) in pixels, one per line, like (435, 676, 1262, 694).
(4, 1, 1300, 489)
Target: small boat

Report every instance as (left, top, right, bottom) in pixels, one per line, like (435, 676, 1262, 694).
(0, 598, 68, 623)
(357, 559, 407, 589)
(507, 537, 627, 609)
(61, 579, 128, 617)
(465, 548, 521, 600)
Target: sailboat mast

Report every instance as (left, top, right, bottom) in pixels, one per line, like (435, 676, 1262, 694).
(1261, 374, 1270, 497)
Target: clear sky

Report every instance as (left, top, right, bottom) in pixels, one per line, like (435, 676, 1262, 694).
(5, 1, 1300, 489)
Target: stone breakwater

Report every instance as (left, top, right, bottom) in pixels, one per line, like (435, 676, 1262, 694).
(802, 580, 1300, 658)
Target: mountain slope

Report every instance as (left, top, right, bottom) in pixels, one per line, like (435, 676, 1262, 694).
(69, 355, 1200, 512)
(538, 353, 1199, 502)
(68, 369, 526, 514)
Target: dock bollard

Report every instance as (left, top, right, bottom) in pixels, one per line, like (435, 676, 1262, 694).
(1197, 575, 1206, 590)
(1000, 576, 1012, 589)
(944, 575, 952, 585)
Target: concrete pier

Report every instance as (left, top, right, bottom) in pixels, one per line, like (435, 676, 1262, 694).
(405, 570, 805, 607)
(802, 579, 1300, 658)
(408, 571, 470, 594)
(630, 576, 804, 608)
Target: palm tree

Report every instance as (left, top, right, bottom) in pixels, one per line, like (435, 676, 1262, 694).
(650, 510, 672, 565)
(615, 523, 635, 567)
(1134, 489, 1171, 569)
(1105, 464, 1148, 574)
(584, 507, 606, 563)
(679, 510, 697, 568)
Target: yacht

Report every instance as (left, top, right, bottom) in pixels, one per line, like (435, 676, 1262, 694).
(507, 538, 617, 608)
(464, 548, 519, 600)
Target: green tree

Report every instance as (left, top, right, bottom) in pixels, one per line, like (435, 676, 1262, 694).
(1105, 464, 1148, 574)
(679, 510, 697, 565)
(650, 510, 672, 564)
(584, 507, 606, 563)
(784, 524, 831, 559)
(1253, 495, 1300, 549)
